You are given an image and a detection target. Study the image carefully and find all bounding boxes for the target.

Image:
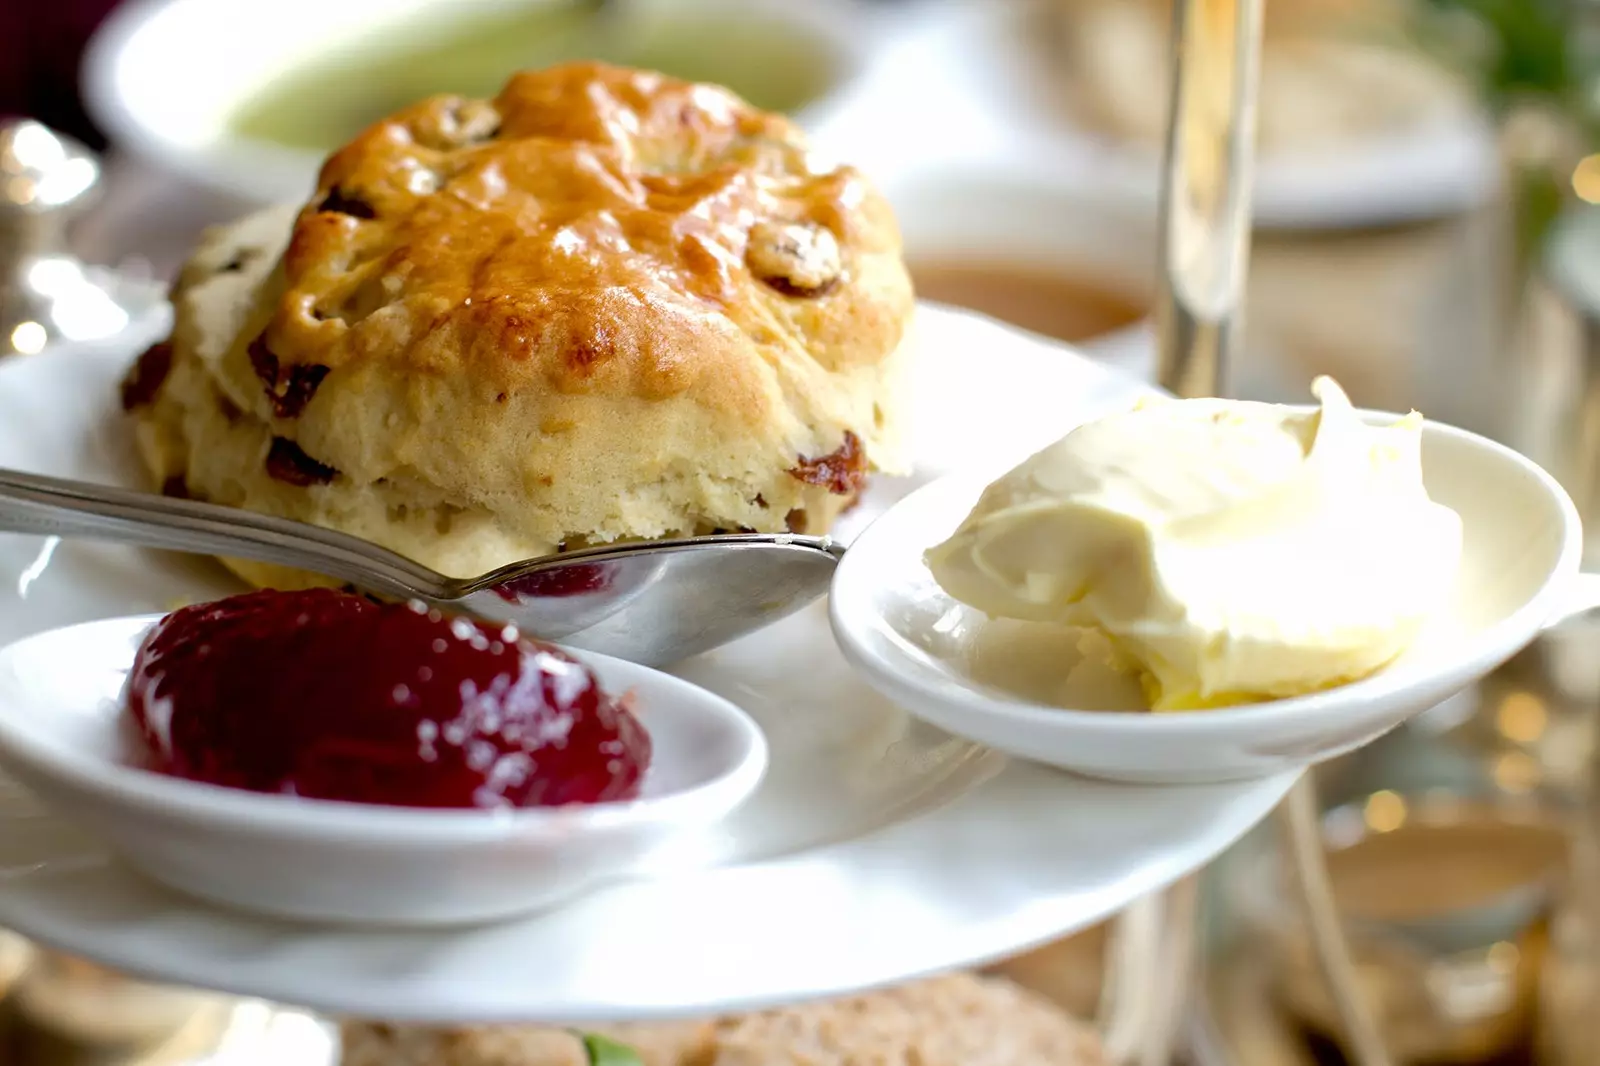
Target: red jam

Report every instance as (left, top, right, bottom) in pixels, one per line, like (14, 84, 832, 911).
(124, 589, 650, 809)
(493, 562, 612, 603)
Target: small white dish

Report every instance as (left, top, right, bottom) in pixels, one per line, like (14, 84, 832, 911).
(0, 615, 767, 927)
(831, 413, 1583, 784)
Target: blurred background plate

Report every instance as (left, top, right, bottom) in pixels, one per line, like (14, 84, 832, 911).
(82, 0, 876, 208)
(817, 0, 1501, 231)
(82, 0, 1503, 232)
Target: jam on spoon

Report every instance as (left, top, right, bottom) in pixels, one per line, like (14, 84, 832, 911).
(124, 589, 650, 809)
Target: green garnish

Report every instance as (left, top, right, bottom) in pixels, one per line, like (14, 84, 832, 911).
(579, 1032, 645, 1066)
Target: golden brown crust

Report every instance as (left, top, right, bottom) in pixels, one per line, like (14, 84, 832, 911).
(263, 61, 905, 403)
(127, 63, 913, 579)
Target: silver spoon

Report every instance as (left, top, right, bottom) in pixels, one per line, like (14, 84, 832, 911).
(0, 468, 843, 667)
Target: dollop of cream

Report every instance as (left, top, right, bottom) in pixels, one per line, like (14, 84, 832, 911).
(925, 377, 1463, 711)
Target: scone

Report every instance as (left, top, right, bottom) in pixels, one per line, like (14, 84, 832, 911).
(123, 61, 914, 587)
(339, 973, 1107, 1066)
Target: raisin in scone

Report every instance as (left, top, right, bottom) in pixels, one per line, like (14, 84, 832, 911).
(124, 62, 914, 588)
(338, 973, 1107, 1066)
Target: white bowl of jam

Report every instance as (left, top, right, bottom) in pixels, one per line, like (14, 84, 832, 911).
(0, 590, 766, 926)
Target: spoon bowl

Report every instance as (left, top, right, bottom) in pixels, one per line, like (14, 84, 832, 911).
(0, 614, 768, 926)
(829, 411, 1583, 784)
(0, 469, 843, 666)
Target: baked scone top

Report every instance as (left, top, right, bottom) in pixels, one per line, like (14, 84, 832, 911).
(264, 60, 905, 402)
(130, 62, 913, 578)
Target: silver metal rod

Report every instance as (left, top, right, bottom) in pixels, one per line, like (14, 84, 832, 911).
(1101, 2, 1269, 1063)
(1282, 776, 1395, 1066)
(1144, 2, 1391, 1065)
(1099, 878, 1200, 1066)
(1156, 0, 1263, 398)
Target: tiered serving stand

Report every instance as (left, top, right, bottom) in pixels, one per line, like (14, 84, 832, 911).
(0, 286, 1299, 1035)
(0, 1, 1478, 1063)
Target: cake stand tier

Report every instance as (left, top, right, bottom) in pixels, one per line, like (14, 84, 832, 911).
(0, 306, 1295, 1021)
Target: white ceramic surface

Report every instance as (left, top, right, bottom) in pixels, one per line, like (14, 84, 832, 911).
(831, 414, 1582, 784)
(820, 0, 1501, 230)
(0, 616, 767, 927)
(0, 306, 1295, 1019)
(82, 0, 873, 206)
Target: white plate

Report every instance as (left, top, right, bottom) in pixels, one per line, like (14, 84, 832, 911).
(0, 616, 768, 926)
(0, 305, 1294, 1020)
(831, 421, 1581, 783)
(818, 0, 1500, 230)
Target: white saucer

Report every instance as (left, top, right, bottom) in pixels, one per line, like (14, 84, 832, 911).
(0, 616, 767, 927)
(0, 305, 1294, 1021)
(831, 417, 1581, 784)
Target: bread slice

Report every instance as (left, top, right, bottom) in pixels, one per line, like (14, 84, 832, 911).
(339, 973, 1106, 1066)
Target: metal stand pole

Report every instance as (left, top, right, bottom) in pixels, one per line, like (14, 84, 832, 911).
(1155, 0, 1260, 397)
(1099, 877, 1200, 1066)
(1115, 1, 1393, 1064)
(1101, 2, 1263, 1058)
(1281, 777, 1394, 1066)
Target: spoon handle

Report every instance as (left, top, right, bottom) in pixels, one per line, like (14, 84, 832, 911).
(0, 467, 445, 598)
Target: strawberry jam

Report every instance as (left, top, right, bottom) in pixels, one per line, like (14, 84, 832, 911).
(493, 562, 612, 603)
(124, 589, 650, 809)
